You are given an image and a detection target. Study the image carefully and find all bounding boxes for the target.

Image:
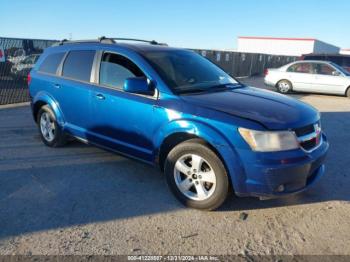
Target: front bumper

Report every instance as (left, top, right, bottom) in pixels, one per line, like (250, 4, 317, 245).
(235, 133, 329, 198)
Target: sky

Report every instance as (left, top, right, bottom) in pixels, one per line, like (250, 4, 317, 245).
(1, 0, 349, 50)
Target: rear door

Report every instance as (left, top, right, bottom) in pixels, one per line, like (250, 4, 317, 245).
(285, 62, 316, 91)
(54, 50, 96, 138)
(35, 51, 66, 108)
(312, 63, 347, 94)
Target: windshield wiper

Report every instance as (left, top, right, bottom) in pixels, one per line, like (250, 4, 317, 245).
(199, 83, 244, 94)
(175, 88, 208, 94)
(175, 83, 244, 95)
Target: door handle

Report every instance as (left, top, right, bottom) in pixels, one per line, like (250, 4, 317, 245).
(53, 84, 61, 89)
(95, 94, 105, 100)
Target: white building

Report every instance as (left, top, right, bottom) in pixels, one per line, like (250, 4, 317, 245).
(340, 49, 350, 55)
(237, 36, 340, 56)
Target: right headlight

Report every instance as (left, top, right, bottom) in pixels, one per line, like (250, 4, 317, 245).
(238, 127, 299, 152)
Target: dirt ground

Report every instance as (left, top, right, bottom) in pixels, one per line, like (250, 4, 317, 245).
(0, 78, 349, 256)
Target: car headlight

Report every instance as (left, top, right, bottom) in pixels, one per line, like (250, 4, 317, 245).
(238, 127, 299, 152)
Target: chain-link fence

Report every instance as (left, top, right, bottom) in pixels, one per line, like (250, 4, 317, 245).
(0, 37, 57, 105)
(192, 49, 298, 77)
(0, 37, 297, 105)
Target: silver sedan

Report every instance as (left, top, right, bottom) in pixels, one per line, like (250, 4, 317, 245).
(264, 60, 350, 97)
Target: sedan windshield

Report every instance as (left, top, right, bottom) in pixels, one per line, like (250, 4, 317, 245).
(141, 49, 240, 94)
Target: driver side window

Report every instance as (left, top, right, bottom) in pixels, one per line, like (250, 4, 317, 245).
(99, 52, 145, 90)
(315, 64, 336, 76)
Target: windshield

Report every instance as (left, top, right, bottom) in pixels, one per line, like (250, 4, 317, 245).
(331, 62, 350, 76)
(141, 49, 239, 94)
(23, 55, 36, 64)
(13, 49, 25, 57)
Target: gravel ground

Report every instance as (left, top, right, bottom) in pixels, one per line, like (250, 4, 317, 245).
(0, 77, 349, 255)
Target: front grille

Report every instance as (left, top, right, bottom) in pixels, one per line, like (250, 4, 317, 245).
(301, 137, 317, 151)
(294, 124, 315, 137)
(293, 121, 321, 151)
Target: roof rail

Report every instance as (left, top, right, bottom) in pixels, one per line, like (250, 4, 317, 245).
(108, 37, 167, 46)
(57, 37, 115, 46)
(57, 36, 167, 46)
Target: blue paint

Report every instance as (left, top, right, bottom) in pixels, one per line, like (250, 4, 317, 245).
(29, 42, 329, 198)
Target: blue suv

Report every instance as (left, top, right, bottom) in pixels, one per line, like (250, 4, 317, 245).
(29, 37, 329, 210)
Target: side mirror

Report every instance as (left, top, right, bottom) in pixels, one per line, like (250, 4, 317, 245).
(123, 77, 154, 95)
(332, 71, 341, 76)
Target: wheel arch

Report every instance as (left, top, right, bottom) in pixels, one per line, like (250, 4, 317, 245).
(275, 79, 293, 88)
(158, 133, 226, 172)
(154, 121, 244, 192)
(32, 100, 47, 122)
(32, 92, 65, 125)
(345, 85, 350, 97)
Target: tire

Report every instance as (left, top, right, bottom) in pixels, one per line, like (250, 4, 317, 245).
(37, 105, 67, 147)
(276, 80, 292, 94)
(164, 139, 229, 210)
(346, 87, 350, 98)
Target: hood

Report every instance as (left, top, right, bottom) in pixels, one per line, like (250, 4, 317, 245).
(181, 86, 319, 130)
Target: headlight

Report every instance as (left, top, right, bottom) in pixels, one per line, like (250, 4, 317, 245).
(238, 127, 299, 152)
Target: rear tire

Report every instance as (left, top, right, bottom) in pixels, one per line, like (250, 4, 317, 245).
(164, 139, 229, 210)
(37, 105, 67, 147)
(346, 87, 350, 98)
(276, 80, 292, 94)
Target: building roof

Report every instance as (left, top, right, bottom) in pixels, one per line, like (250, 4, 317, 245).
(238, 36, 317, 41)
(304, 53, 350, 58)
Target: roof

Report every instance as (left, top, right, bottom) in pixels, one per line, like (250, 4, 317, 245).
(295, 60, 332, 63)
(48, 37, 182, 53)
(238, 36, 317, 41)
(278, 60, 335, 68)
(303, 53, 350, 58)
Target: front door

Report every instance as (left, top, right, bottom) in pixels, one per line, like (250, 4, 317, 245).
(88, 51, 157, 162)
(312, 63, 347, 94)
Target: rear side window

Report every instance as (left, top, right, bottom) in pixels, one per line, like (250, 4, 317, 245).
(287, 63, 313, 74)
(99, 52, 144, 90)
(38, 52, 65, 74)
(62, 50, 95, 82)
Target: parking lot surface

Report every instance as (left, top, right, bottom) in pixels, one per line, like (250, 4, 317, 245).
(0, 78, 349, 255)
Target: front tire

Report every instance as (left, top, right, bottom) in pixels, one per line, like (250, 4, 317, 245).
(37, 105, 67, 147)
(164, 139, 229, 210)
(346, 87, 350, 98)
(276, 80, 292, 94)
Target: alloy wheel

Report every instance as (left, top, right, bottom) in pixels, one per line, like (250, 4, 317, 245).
(40, 112, 55, 142)
(173, 154, 217, 201)
(278, 81, 290, 93)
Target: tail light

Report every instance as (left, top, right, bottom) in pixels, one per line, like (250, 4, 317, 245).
(264, 69, 269, 76)
(27, 73, 32, 86)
